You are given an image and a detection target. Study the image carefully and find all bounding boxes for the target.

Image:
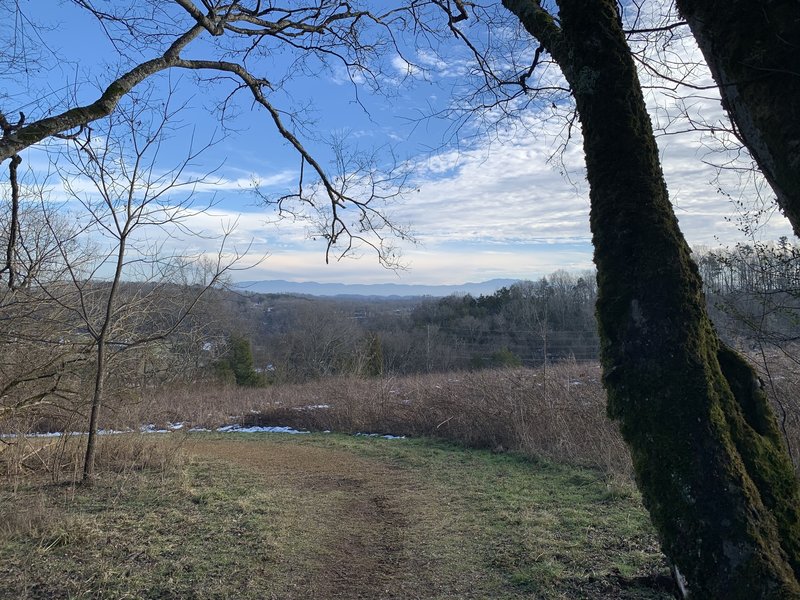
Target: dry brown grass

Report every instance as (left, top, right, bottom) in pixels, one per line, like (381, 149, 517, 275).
(139, 354, 800, 480)
(6, 351, 800, 483)
(0, 432, 187, 544)
(139, 361, 636, 479)
(0, 431, 186, 486)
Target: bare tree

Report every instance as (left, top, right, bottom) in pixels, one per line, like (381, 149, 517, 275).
(0, 200, 91, 433)
(42, 95, 247, 482)
(0, 1, 421, 279)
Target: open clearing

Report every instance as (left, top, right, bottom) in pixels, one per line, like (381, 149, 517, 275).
(1, 434, 675, 599)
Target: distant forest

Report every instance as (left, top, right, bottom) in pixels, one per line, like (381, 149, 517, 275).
(202, 241, 800, 384)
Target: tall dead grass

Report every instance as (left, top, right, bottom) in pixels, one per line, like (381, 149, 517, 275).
(143, 361, 635, 478)
(1, 432, 187, 487)
(7, 352, 799, 483)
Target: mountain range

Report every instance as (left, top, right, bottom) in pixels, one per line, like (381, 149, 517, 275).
(233, 278, 519, 298)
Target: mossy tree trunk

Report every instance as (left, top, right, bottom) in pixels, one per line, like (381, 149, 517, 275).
(675, 0, 800, 238)
(503, 0, 800, 596)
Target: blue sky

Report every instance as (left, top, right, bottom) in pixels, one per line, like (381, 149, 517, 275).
(2, 1, 793, 285)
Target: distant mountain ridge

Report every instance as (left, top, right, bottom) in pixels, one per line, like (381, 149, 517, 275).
(233, 278, 519, 298)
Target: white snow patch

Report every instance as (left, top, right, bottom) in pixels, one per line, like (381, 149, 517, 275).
(0, 431, 73, 439)
(216, 424, 309, 435)
(2, 428, 138, 439)
(140, 424, 169, 433)
(355, 432, 407, 440)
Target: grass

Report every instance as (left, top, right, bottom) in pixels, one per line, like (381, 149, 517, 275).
(94, 361, 636, 480)
(13, 353, 798, 483)
(0, 432, 674, 599)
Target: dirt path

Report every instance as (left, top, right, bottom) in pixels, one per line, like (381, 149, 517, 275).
(189, 438, 428, 599)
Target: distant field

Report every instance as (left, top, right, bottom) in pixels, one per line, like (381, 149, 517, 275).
(0, 433, 674, 599)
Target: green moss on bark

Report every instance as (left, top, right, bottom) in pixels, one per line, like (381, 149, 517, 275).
(550, 1, 800, 596)
(675, 0, 800, 237)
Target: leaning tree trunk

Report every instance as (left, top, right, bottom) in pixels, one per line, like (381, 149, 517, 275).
(503, 0, 800, 596)
(675, 0, 800, 238)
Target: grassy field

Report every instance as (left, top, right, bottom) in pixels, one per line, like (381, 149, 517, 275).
(0, 433, 675, 599)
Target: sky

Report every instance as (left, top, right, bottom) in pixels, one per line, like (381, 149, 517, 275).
(2, 1, 794, 285)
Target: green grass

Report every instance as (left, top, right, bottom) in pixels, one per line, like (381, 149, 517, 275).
(309, 434, 673, 598)
(0, 433, 673, 599)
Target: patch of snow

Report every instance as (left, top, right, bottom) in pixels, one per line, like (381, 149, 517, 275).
(217, 424, 309, 435)
(188, 427, 211, 433)
(355, 432, 407, 440)
(0, 431, 72, 439)
(3, 428, 141, 438)
(140, 424, 169, 434)
(292, 404, 330, 411)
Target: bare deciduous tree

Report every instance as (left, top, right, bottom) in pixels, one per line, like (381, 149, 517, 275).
(44, 95, 247, 482)
(0, 1, 421, 277)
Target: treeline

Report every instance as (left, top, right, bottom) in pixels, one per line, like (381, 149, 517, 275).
(696, 240, 800, 347)
(202, 270, 600, 384)
(211, 244, 800, 384)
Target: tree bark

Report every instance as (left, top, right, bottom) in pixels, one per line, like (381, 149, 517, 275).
(503, 0, 800, 596)
(82, 236, 126, 483)
(675, 0, 800, 237)
(0, 24, 203, 163)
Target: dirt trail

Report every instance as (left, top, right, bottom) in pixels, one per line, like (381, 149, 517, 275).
(189, 438, 427, 599)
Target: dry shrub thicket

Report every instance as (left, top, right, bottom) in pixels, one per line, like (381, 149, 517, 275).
(147, 360, 636, 477)
(3, 352, 799, 483)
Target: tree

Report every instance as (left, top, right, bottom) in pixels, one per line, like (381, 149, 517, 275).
(491, 1, 800, 595)
(218, 334, 263, 387)
(0, 202, 91, 433)
(46, 96, 243, 482)
(363, 332, 384, 377)
(0, 1, 415, 281)
(270, 300, 364, 381)
(675, 0, 800, 238)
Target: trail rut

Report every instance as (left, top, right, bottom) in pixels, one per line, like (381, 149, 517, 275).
(189, 439, 427, 599)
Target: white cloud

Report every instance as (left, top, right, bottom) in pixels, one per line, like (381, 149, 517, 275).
(391, 55, 420, 77)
